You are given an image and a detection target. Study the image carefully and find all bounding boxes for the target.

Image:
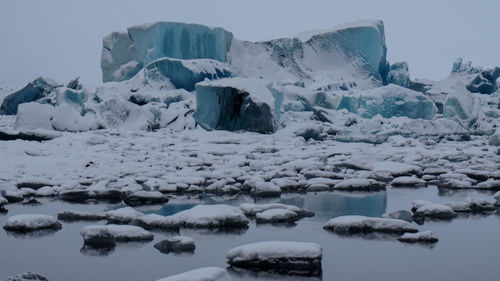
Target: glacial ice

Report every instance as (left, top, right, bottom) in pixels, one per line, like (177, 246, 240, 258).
(336, 84, 436, 119)
(387, 62, 411, 88)
(102, 22, 233, 82)
(443, 82, 480, 127)
(194, 78, 283, 133)
(466, 67, 500, 94)
(0, 77, 59, 115)
(142, 57, 231, 91)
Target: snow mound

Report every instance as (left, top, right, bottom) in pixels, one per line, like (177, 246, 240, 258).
(3, 214, 62, 232)
(323, 215, 417, 234)
(156, 267, 231, 281)
(227, 241, 322, 276)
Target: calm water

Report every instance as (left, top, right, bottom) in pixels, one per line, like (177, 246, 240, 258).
(0, 187, 499, 281)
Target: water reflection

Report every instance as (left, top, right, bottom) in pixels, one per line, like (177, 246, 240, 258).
(80, 244, 115, 257)
(227, 267, 323, 281)
(4, 228, 59, 239)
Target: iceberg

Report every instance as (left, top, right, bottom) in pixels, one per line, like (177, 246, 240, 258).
(194, 78, 283, 133)
(143, 57, 231, 91)
(0, 77, 59, 115)
(102, 22, 233, 82)
(337, 84, 437, 119)
(466, 67, 500, 94)
(386, 61, 410, 88)
(443, 82, 480, 127)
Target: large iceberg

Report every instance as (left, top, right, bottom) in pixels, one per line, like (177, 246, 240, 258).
(0, 77, 59, 115)
(102, 22, 233, 82)
(336, 84, 437, 119)
(194, 78, 283, 133)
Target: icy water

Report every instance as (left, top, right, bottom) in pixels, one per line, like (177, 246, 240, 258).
(0, 187, 499, 281)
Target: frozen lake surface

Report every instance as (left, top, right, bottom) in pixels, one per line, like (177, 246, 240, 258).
(1, 186, 498, 281)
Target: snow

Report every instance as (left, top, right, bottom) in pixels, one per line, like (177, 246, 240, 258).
(337, 84, 436, 120)
(398, 231, 438, 243)
(256, 209, 299, 223)
(156, 267, 231, 281)
(3, 214, 62, 232)
(124, 190, 168, 206)
(194, 78, 283, 133)
(323, 215, 417, 234)
(166, 204, 249, 228)
(239, 203, 308, 217)
(106, 207, 144, 224)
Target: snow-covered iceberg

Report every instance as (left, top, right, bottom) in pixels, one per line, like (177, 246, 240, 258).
(194, 78, 283, 133)
(323, 215, 417, 234)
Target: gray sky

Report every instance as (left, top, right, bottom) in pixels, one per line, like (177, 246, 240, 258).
(1, 0, 498, 86)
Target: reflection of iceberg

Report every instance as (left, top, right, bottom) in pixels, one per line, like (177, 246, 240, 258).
(227, 266, 322, 281)
(282, 191, 387, 219)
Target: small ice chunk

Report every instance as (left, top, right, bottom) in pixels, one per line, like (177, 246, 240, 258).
(134, 214, 176, 230)
(166, 204, 249, 228)
(249, 182, 281, 197)
(323, 215, 417, 234)
(35, 186, 57, 197)
(413, 203, 457, 219)
(444, 202, 472, 213)
(57, 210, 107, 222)
(398, 231, 438, 243)
(239, 203, 313, 218)
(154, 236, 196, 253)
(58, 189, 90, 202)
(2, 272, 49, 281)
(333, 178, 385, 191)
(3, 214, 62, 232)
(106, 207, 144, 224)
(391, 176, 426, 187)
(382, 210, 413, 223)
(81, 224, 153, 247)
(156, 267, 231, 281)
(124, 191, 169, 206)
(256, 209, 299, 223)
(227, 241, 322, 276)
(465, 198, 496, 212)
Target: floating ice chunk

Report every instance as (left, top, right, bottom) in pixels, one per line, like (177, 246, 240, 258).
(250, 181, 281, 197)
(194, 78, 283, 133)
(413, 203, 457, 219)
(3, 214, 62, 232)
(106, 207, 144, 224)
(256, 209, 299, 223)
(156, 267, 231, 281)
(369, 161, 421, 176)
(443, 81, 480, 127)
(387, 62, 410, 88)
(57, 210, 107, 222)
(465, 198, 496, 212)
(391, 176, 426, 187)
(475, 179, 500, 190)
(239, 203, 313, 218)
(124, 191, 168, 206)
(495, 191, 500, 206)
(0, 77, 59, 115)
(437, 173, 476, 189)
(2, 272, 49, 281)
(154, 236, 195, 253)
(382, 210, 413, 223)
(323, 215, 417, 234)
(58, 189, 90, 202)
(227, 241, 322, 276)
(166, 204, 249, 228)
(14, 103, 54, 130)
(134, 214, 175, 230)
(333, 178, 385, 191)
(398, 231, 438, 243)
(102, 22, 233, 82)
(81, 224, 153, 247)
(337, 84, 436, 120)
(143, 58, 231, 91)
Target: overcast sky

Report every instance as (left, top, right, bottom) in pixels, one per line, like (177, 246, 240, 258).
(0, 0, 498, 86)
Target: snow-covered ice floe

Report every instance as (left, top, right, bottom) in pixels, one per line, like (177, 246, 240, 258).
(80, 224, 153, 248)
(227, 241, 322, 276)
(333, 178, 385, 191)
(154, 236, 196, 253)
(412, 200, 457, 220)
(255, 209, 300, 224)
(3, 214, 62, 232)
(323, 215, 417, 234)
(239, 203, 314, 218)
(398, 231, 438, 244)
(156, 267, 231, 281)
(166, 204, 249, 228)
